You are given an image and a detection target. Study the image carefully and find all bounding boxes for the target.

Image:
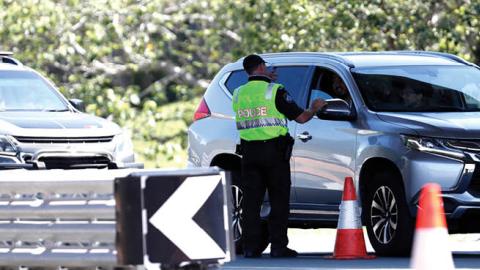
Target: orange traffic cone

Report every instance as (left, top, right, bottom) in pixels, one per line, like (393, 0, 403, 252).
(328, 177, 375, 259)
(410, 183, 454, 270)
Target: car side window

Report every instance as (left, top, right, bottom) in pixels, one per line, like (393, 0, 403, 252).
(224, 66, 309, 105)
(274, 66, 309, 105)
(225, 70, 248, 94)
(308, 67, 352, 108)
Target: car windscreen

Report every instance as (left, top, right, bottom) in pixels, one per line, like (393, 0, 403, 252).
(0, 71, 68, 111)
(352, 65, 480, 112)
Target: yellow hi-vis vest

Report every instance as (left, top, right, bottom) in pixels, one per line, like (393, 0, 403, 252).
(232, 80, 288, 141)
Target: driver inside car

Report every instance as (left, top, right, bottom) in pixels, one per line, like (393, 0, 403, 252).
(331, 74, 352, 106)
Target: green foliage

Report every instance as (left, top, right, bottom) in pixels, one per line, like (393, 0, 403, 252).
(1, 0, 479, 167)
(216, 0, 480, 62)
(131, 98, 199, 168)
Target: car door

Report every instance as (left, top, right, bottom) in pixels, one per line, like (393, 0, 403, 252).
(292, 66, 357, 208)
(222, 65, 313, 202)
(270, 65, 312, 203)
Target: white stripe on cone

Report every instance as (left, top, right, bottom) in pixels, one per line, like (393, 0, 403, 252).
(410, 228, 454, 270)
(337, 200, 362, 229)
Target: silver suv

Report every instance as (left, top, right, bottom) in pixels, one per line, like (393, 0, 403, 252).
(188, 51, 480, 256)
(0, 52, 141, 170)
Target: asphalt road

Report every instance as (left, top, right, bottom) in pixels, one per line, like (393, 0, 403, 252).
(219, 253, 480, 270)
(217, 229, 480, 270)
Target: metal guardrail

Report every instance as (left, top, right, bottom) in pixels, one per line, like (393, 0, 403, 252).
(0, 168, 232, 269)
(0, 169, 133, 268)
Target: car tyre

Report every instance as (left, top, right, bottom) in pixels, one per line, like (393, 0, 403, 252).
(363, 170, 414, 256)
(230, 170, 269, 255)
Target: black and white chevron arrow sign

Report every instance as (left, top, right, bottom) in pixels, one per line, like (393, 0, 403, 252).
(142, 171, 232, 265)
(115, 169, 233, 266)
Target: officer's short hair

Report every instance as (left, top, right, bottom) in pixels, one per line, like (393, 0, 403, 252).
(243, 54, 266, 75)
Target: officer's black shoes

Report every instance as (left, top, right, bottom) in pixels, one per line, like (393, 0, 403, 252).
(243, 250, 262, 258)
(244, 246, 298, 258)
(270, 247, 298, 258)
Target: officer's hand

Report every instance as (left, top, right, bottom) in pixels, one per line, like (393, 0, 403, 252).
(311, 98, 327, 112)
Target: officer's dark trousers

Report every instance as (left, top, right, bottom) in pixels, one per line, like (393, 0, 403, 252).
(241, 138, 291, 252)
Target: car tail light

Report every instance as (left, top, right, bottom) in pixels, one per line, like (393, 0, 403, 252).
(193, 98, 211, 121)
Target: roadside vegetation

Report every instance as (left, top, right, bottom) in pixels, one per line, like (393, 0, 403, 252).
(1, 0, 479, 167)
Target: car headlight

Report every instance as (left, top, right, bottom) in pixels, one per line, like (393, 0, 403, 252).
(114, 132, 135, 162)
(0, 135, 17, 155)
(402, 135, 465, 159)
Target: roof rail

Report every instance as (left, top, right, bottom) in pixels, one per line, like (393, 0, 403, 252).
(0, 51, 22, 66)
(238, 52, 355, 68)
(393, 50, 478, 67)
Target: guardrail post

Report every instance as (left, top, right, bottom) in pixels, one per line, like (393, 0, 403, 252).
(115, 175, 145, 265)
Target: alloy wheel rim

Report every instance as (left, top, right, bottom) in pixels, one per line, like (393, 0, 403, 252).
(231, 185, 243, 241)
(370, 185, 398, 244)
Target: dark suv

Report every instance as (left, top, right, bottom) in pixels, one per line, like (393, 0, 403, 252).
(0, 52, 141, 170)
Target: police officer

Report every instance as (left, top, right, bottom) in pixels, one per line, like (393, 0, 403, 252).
(233, 54, 326, 258)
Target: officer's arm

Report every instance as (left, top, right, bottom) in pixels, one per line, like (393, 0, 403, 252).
(295, 109, 316, 123)
(295, 99, 327, 124)
(275, 89, 326, 123)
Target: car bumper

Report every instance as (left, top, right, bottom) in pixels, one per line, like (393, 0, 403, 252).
(441, 191, 480, 233)
(115, 162, 144, 169)
(0, 150, 143, 170)
(406, 152, 480, 232)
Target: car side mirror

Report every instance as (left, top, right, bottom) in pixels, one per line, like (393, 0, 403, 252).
(317, 98, 356, 121)
(69, 99, 86, 112)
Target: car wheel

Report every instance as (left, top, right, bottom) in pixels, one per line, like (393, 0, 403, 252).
(231, 183, 244, 253)
(363, 171, 414, 256)
(230, 170, 269, 255)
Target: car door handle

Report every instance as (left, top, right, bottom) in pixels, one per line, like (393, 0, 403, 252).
(297, 132, 312, 142)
